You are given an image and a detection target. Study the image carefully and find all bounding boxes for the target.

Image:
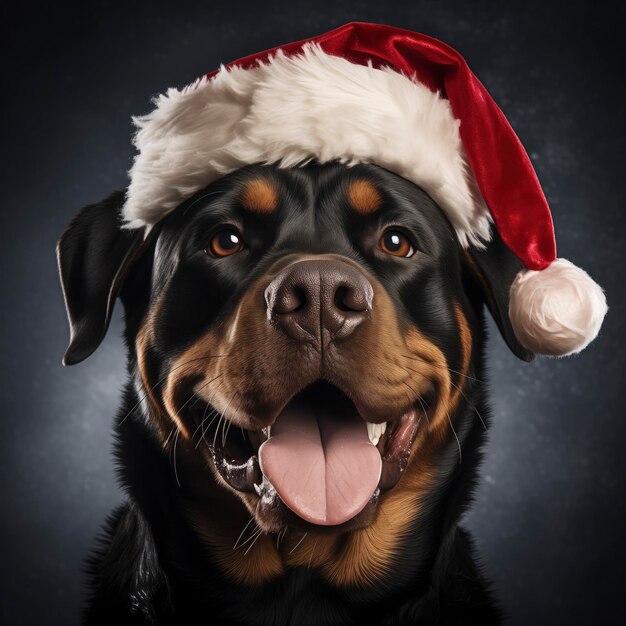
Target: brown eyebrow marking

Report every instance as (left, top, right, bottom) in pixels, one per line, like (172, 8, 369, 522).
(240, 178, 279, 214)
(347, 179, 383, 214)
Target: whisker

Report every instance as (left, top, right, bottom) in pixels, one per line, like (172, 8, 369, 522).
(221, 419, 228, 447)
(401, 388, 414, 411)
(401, 354, 482, 383)
(163, 425, 177, 448)
(191, 402, 211, 444)
(233, 517, 256, 550)
(213, 415, 224, 449)
(447, 411, 462, 465)
(237, 524, 262, 550)
(289, 532, 308, 555)
(176, 373, 224, 422)
(194, 408, 218, 448)
(400, 380, 418, 403)
(187, 377, 227, 445)
(307, 538, 319, 569)
(399, 377, 431, 426)
(222, 419, 232, 447)
(402, 364, 428, 380)
(400, 376, 421, 398)
(194, 372, 225, 397)
(220, 391, 239, 447)
(399, 364, 466, 460)
(162, 374, 225, 450)
(243, 527, 264, 555)
(449, 378, 487, 431)
(121, 332, 266, 430)
(402, 363, 486, 432)
(201, 412, 219, 442)
(119, 354, 231, 426)
(172, 428, 182, 487)
(416, 395, 430, 425)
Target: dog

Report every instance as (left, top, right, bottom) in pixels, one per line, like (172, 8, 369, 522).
(56, 160, 539, 624)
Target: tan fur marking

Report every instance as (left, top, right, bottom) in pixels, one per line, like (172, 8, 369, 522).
(241, 178, 278, 214)
(135, 298, 177, 443)
(161, 373, 192, 440)
(404, 326, 452, 439)
(347, 179, 383, 214)
(187, 504, 284, 585)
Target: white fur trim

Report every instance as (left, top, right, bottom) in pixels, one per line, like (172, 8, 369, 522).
(509, 258, 608, 356)
(123, 44, 491, 247)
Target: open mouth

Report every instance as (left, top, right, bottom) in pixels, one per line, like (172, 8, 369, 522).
(196, 381, 423, 527)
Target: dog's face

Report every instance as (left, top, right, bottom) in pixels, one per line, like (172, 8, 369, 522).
(58, 161, 531, 583)
(141, 162, 471, 530)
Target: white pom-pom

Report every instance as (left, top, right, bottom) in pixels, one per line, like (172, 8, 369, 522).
(509, 258, 608, 356)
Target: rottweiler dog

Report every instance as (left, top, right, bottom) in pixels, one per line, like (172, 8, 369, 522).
(57, 161, 533, 624)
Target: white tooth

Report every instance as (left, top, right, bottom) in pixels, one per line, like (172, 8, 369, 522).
(380, 422, 387, 436)
(254, 482, 262, 496)
(367, 422, 381, 446)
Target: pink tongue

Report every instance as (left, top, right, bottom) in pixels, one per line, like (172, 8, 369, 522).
(258, 398, 382, 526)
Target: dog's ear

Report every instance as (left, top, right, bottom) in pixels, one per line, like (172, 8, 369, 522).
(57, 191, 147, 366)
(462, 227, 535, 362)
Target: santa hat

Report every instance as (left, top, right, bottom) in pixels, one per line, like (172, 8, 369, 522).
(123, 22, 606, 357)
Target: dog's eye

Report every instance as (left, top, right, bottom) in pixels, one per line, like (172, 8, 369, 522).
(207, 228, 244, 257)
(379, 230, 414, 257)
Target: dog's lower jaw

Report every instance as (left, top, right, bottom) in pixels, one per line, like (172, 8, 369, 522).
(95, 340, 499, 624)
(167, 401, 474, 591)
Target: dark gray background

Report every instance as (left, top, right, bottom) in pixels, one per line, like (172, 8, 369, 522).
(2, 1, 624, 624)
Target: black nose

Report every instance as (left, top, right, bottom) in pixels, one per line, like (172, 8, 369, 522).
(265, 259, 373, 344)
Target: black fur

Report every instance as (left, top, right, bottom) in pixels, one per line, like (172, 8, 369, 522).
(58, 162, 527, 624)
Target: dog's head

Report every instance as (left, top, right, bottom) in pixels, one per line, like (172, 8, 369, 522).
(58, 162, 532, 582)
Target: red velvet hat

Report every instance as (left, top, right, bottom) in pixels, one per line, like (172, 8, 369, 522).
(122, 22, 607, 356)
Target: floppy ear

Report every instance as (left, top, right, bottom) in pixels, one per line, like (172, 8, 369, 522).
(57, 191, 147, 366)
(463, 227, 535, 362)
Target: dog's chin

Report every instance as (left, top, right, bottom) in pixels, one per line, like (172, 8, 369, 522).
(191, 381, 426, 534)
